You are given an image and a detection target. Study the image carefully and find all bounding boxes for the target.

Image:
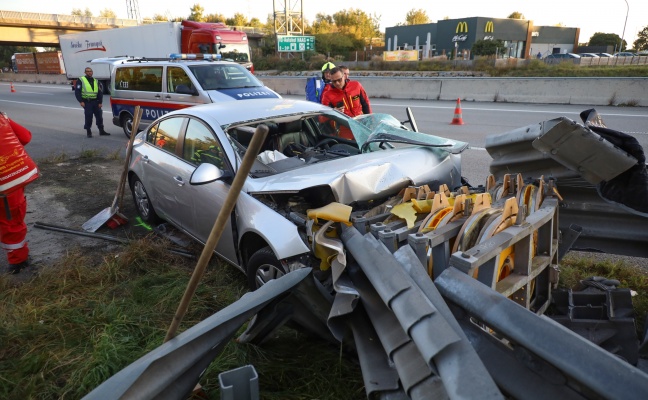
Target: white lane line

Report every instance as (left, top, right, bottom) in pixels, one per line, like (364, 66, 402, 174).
(1, 83, 72, 91)
(0, 99, 112, 114)
(18, 91, 54, 95)
(371, 102, 648, 118)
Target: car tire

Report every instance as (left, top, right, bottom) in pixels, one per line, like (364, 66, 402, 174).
(247, 246, 287, 290)
(121, 113, 133, 138)
(131, 176, 160, 224)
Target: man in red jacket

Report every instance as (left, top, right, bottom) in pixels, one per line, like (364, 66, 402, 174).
(321, 67, 372, 118)
(0, 112, 38, 274)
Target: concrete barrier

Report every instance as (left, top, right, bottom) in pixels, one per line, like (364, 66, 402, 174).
(3, 72, 646, 107)
(259, 76, 648, 107)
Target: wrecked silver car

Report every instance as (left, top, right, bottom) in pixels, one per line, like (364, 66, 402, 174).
(128, 98, 468, 288)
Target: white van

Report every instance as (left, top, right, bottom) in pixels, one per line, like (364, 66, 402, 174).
(110, 56, 281, 137)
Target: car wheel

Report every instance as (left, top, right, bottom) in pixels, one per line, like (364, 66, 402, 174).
(247, 246, 287, 290)
(121, 113, 133, 138)
(131, 176, 160, 224)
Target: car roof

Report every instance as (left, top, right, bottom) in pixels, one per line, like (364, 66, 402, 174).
(112, 59, 241, 68)
(164, 98, 331, 126)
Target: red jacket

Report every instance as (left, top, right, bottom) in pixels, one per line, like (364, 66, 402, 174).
(321, 80, 372, 118)
(0, 115, 37, 194)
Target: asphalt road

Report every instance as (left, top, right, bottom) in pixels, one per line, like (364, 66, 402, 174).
(2, 81, 648, 186)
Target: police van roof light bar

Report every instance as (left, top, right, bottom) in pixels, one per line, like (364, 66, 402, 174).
(169, 53, 222, 61)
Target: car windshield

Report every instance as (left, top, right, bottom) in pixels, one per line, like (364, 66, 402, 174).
(188, 64, 262, 90)
(225, 110, 468, 177)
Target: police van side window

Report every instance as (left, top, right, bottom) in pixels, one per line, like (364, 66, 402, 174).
(167, 67, 193, 94)
(182, 119, 226, 169)
(115, 66, 162, 92)
(148, 117, 185, 153)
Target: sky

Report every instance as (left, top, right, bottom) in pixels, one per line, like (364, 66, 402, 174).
(2, 0, 645, 46)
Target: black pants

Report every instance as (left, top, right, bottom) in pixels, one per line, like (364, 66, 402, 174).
(83, 100, 104, 130)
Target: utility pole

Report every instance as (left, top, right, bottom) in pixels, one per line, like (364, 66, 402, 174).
(126, 0, 141, 22)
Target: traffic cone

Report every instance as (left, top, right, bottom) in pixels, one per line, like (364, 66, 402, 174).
(450, 98, 464, 125)
(10, 83, 16, 93)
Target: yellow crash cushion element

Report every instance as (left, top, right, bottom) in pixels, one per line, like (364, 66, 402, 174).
(391, 202, 418, 229)
(312, 226, 340, 271)
(307, 202, 353, 226)
(411, 199, 432, 213)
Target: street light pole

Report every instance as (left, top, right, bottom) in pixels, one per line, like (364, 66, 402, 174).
(619, 0, 629, 52)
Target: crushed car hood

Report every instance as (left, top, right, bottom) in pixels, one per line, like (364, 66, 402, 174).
(245, 146, 462, 204)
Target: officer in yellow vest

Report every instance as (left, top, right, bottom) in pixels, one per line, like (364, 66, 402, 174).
(74, 67, 110, 138)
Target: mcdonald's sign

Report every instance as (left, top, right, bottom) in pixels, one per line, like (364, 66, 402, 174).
(456, 21, 468, 33)
(485, 21, 494, 33)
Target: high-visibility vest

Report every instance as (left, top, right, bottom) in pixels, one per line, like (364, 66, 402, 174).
(79, 76, 99, 100)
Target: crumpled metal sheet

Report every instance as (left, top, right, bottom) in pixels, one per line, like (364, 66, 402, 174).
(436, 267, 648, 399)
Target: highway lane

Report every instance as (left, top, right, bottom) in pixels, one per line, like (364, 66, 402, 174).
(2, 82, 647, 186)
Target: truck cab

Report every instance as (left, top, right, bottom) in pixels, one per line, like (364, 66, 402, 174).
(180, 21, 254, 73)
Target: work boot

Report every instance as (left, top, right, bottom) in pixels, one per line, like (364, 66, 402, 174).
(9, 260, 28, 275)
(87, 129, 92, 138)
(99, 129, 111, 136)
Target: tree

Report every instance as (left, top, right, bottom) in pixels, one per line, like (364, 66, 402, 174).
(151, 14, 169, 21)
(633, 26, 648, 51)
(332, 9, 380, 42)
(311, 13, 335, 34)
(405, 9, 430, 25)
(227, 13, 248, 27)
(472, 39, 507, 57)
(507, 12, 525, 19)
(589, 32, 625, 49)
(249, 18, 263, 28)
(71, 8, 93, 17)
(188, 4, 205, 22)
(99, 9, 117, 18)
(203, 13, 225, 23)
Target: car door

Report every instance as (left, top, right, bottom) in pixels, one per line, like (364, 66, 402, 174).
(175, 117, 237, 264)
(138, 116, 189, 228)
(163, 66, 207, 108)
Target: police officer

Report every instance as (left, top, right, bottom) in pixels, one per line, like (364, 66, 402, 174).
(75, 67, 110, 138)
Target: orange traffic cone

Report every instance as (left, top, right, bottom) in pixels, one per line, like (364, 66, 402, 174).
(450, 98, 464, 125)
(10, 83, 16, 93)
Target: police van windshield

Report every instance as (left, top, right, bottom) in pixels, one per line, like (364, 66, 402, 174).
(188, 64, 262, 91)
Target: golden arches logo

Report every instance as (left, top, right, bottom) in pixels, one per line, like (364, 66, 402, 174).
(456, 22, 468, 33)
(485, 21, 494, 33)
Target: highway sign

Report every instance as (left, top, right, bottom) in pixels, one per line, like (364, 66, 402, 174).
(277, 35, 315, 52)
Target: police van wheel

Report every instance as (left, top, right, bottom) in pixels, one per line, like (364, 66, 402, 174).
(121, 113, 134, 138)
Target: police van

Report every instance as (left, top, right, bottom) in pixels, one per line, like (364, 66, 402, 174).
(110, 54, 281, 137)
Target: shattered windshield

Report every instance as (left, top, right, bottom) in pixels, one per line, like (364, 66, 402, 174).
(224, 109, 468, 176)
(354, 113, 469, 154)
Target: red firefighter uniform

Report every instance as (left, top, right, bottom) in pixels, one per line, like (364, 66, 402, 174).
(0, 114, 38, 271)
(321, 80, 372, 118)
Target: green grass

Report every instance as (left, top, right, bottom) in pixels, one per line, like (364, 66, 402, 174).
(558, 254, 648, 335)
(0, 238, 363, 399)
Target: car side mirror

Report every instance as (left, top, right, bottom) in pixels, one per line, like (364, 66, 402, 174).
(175, 84, 198, 96)
(190, 162, 232, 185)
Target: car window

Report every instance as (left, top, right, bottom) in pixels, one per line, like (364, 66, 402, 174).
(182, 118, 226, 169)
(167, 66, 193, 93)
(115, 66, 163, 92)
(147, 117, 185, 152)
(188, 64, 262, 90)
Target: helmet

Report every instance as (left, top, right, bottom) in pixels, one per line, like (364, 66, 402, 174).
(321, 62, 336, 72)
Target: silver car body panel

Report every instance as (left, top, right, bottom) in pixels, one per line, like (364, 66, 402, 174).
(244, 148, 462, 204)
(129, 98, 466, 266)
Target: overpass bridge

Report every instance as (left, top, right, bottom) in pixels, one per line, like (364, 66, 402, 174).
(0, 10, 139, 47)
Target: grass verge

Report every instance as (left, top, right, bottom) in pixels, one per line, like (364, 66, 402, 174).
(0, 238, 363, 399)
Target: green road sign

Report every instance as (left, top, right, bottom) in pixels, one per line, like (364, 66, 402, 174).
(277, 35, 315, 52)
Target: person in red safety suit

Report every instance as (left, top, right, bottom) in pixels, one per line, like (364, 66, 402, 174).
(0, 112, 38, 274)
(321, 67, 372, 118)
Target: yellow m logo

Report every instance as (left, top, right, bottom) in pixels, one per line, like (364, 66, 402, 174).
(456, 22, 468, 33)
(485, 21, 494, 33)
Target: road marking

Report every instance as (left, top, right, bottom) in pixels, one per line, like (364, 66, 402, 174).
(17, 91, 54, 95)
(0, 99, 112, 114)
(371, 102, 648, 118)
(1, 83, 71, 91)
